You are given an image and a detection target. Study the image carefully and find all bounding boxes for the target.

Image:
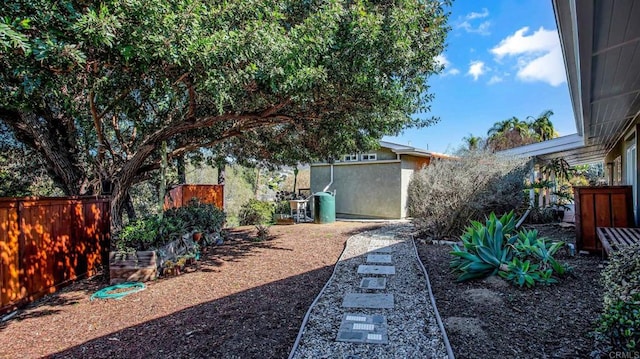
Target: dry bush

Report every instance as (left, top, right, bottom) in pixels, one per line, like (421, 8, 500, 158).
(407, 151, 530, 239)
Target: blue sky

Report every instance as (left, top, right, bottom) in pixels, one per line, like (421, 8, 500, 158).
(383, 0, 575, 153)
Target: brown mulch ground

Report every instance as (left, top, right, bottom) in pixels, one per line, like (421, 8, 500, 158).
(417, 223, 605, 359)
(0, 222, 382, 359)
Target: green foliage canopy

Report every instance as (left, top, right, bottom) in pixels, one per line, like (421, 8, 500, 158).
(0, 0, 449, 229)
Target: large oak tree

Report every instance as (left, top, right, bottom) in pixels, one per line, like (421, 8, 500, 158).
(0, 0, 449, 231)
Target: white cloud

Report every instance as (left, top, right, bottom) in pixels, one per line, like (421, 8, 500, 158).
(517, 47, 565, 86)
(490, 26, 566, 86)
(435, 54, 461, 76)
(458, 21, 491, 36)
(466, 8, 489, 20)
(456, 8, 491, 35)
(491, 26, 558, 58)
(467, 61, 485, 81)
(435, 54, 449, 67)
(487, 75, 503, 85)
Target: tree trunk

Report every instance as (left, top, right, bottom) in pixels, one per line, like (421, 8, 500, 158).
(124, 193, 137, 221)
(254, 167, 261, 199)
(3, 111, 89, 195)
(110, 144, 156, 236)
(217, 159, 226, 185)
(176, 155, 186, 184)
(158, 141, 167, 218)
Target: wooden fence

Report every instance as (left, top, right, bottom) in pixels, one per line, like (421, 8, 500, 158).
(0, 196, 110, 312)
(164, 184, 224, 209)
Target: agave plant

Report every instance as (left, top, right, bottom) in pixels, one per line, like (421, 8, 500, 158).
(499, 258, 541, 288)
(451, 210, 570, 287)
(511, 229, 566, 275)
(450, 211, 516, 282)
(531, 238, 567, 275)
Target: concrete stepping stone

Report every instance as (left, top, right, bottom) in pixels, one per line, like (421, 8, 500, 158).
(357, 265, 395, 275)
(368, 246, 393, 253)
(359, 277, 386, 289)
(336, 313, 388, 344)
(342, 293, 394, 309)
(370, 239, 393, 246)
(368, 239, 394, 253)
(366, 254, 392, 263)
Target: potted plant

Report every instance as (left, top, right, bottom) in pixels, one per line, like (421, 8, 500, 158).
(111, 216, 166, 284)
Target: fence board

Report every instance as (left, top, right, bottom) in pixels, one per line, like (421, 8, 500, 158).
(0, 196, 110, 312)
(165, 184, 224, 210)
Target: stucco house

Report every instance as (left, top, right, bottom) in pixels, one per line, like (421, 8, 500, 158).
(503, 1, 640, 223)
(310, 141, 452, 219)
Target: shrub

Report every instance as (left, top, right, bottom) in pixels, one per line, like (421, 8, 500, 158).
(116, 215, 186, 252)
(238, 199, 274, 225)
(117, 217, 161, 252)
(595, 244, 640, 353)
(274, 200, 291, 215)
(450, 211, 568, 287)
(165, 199, 226, 234)
(407, 151, 529, 239)
(116, 201, 226, 251)
(596, 294, 640, 353)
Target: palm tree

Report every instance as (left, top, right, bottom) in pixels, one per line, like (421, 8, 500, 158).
(462, 134, 482, 151)
(487, 117, 535, 151)
(528, 110, 558, 141)
(511, 117, 531, 137)
(487, 117, 516, 140)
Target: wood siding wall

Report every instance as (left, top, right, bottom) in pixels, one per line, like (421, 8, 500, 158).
(0, 197, 110, 312)
(574, 186, 634, 253)
(164, 184, 224, 209)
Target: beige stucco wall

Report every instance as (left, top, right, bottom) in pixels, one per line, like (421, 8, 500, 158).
(326, 147, 397, 162)
(399, 155, 428, 218)
(310, 161, 402, 219)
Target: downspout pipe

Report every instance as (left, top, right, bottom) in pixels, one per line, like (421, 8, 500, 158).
(322, 164, 334, 193)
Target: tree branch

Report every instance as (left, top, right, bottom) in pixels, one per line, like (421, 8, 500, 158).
(90, 90, 107, 163)
(96, 87, 133, 121)
(260, 98, 292, 118)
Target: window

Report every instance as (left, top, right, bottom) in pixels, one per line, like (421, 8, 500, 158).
(361, 153, 377, 161)
(344, 154, 358, 161)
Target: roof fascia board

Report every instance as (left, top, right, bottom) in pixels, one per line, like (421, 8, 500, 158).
(392, 151, 431, 158)
(574, 0, 594, 141)
(498, 133, 586, 157)
(553, 0, 592, 136)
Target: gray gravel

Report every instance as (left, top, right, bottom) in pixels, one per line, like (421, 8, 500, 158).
(290, 224, 449, 359)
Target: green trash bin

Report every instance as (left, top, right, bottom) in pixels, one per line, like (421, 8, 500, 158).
(314, 192, 335, 224)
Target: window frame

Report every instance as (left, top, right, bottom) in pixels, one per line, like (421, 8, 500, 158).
(344, 154, 359, 162)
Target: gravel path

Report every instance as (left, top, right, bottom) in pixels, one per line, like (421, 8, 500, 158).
(290, 224, 449, 359)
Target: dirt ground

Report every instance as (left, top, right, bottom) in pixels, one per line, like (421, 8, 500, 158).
(0, 222, 382, 359)
(1, 221, 605, 359)
(416, 223, 605, 359)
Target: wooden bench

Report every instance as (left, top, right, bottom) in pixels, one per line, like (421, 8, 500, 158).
(596, 227, 640, 256)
